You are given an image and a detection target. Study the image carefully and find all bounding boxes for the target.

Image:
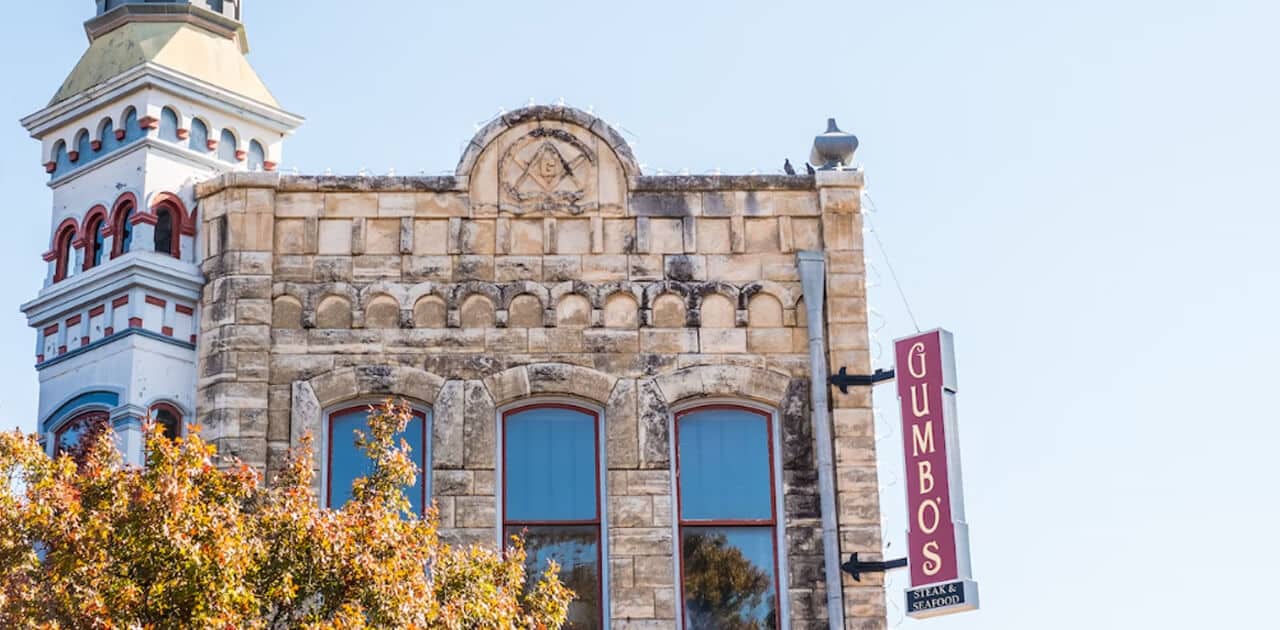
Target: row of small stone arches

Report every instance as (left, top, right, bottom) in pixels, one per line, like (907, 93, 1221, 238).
(271, 280, 808, 330)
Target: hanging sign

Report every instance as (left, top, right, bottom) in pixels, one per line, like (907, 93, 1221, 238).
(894, 329, 979, 619)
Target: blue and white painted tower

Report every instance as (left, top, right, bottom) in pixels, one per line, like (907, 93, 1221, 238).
(19, 0, 302, 464)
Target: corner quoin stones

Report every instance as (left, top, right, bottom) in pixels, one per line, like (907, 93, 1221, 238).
(194, 105, 884, 630)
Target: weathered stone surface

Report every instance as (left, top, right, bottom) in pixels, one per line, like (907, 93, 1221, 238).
(195, 125, 879, 628)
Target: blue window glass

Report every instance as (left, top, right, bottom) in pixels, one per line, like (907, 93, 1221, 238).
(327, 406, 430, 515)
(99, 119, 118, 154)
(505, 406, 597, 521)
(89, 219, 106, 268)
(218, 129, 238, 162)
(676, 406, 780, 630)
(75, 130, 93, 166)
(122, 109, 143, 144)
(160, 107, 180, 142)
(55, 411, 109, 457)
(681, 527, 779, 630)
(189, 119, 209, 152)
(53, 142, 71, 176)
(503, 405, 602, 630)
(678, 408, 773, 521)
(116, 205, 134, 256)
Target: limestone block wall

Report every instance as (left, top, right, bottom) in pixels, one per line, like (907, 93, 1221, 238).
(194, 107, 884, 630)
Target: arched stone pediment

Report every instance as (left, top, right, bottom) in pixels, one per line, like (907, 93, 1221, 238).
(457, 106, 638, 217)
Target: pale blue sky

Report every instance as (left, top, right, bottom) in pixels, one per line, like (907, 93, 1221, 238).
(1, 1, 1276, 627)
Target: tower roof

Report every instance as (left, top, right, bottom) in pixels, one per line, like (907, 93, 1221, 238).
(49, 2, 274, 108)
(51, 20, 277, 107)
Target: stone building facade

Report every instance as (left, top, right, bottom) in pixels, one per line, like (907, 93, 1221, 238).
(24, 3, 888, 629)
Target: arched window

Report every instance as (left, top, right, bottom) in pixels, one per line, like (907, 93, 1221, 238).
(52, 223, 77, 282)
(154, 205, 176, 257)
(675, 406, 782, 630)
(160, 107, 180, 142)
(83, 214, 107, 270)
(52, 140, 71, 176)
(218, 129, 238, 163)
(99, 118, 119, 153)
(189, 118, 209, 152)
(74, 130, 92, 164)
(150, 404, 183, 439)
(122, 107, 143, 144)
(326, 404, 431, 514)
(248, 139, 266, 171)
(55, 410, 109, 457)
(112, 198, 135, 258)
(502, 404, 604, 630)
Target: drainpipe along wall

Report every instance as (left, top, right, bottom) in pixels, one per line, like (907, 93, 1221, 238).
(797, 250, 845, 630)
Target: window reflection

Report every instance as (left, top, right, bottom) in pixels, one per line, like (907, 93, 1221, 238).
(327, 406, 430, 515)
(676, 407, 781, 630)
(503, 405, 602, 630)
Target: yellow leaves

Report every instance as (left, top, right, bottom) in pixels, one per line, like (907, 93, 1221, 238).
(0, 399, 572, 629)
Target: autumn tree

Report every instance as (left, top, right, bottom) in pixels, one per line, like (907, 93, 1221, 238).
(0, 400, 571, 629)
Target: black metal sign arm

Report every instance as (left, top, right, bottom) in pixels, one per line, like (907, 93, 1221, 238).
(829, 367, 895, 394)
(841, 552, 908, 582)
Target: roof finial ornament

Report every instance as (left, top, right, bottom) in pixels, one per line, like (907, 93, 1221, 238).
(810, 118, 859, 171)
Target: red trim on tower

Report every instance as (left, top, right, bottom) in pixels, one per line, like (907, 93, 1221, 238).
(36, 355, 44, 364)
(161, 326, 174, 337)
(129, 212, 157, 226)
(145, 296, 167, 308)
(104, 327, 115, 336)
(44, 161, 56, 174)
(91, 140, 102, 151)
(66, 315, 81, 327)
(263, 161, 278, 172)
(68, 151, 80, 163)
(111, 295, 130, 308)
(138, 116, 159, 130)
(175, 304, 194, 316)
(89, 305, 105, 318)
(151, 192, 195, 242)
(81, 205, 110, 271)
(128, 317, 142, 328)
(189, 334, 197, 344)
(176, 129, 190, 140)
(114, 129, 126, 141)
(48, 218, 79, 283)
(43, 325, 59, 337)
(80, 336, 90, 346)
(235, 150, 247, 162)
(110, 193, 138, 259)
(206, 139, 219, 151)
(58, 346, 67, 355)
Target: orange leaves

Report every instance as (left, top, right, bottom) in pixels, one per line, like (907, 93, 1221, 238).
(0, 400, 571, 628)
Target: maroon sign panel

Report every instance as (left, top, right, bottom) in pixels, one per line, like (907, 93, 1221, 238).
(895, 330, 966, 588)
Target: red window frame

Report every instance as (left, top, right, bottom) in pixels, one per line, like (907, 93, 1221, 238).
(110, 195, 137, 259)
(674, 404, 783, 630)
(325, 405, 430, 511)
(82, 206, 109, 272)
(51, 222, 77, 283)
(54, 410, 110, 456)
(149, 403, 184, 438)
(501, 402, 604, 629)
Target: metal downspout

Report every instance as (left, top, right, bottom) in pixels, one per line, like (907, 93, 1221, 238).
(797, 250, 845, 630)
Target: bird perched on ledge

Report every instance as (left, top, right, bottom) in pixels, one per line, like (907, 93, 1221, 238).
(784, 159, 796, 175)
